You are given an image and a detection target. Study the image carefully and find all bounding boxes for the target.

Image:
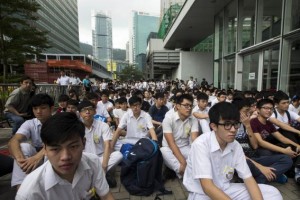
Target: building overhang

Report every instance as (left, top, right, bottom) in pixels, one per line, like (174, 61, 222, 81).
(163, 0, 231, 50)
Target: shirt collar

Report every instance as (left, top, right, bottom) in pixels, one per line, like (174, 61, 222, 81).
(174, 111, 192, 122)
(210, 131, 235, 155)
(44, 155, 91, 190)
(128, 109, 145, 119)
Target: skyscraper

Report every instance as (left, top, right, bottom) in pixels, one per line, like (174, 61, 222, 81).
(129, 11, 159, 69)
(92, 10, 113, 69)
(35, 0, 80, 53)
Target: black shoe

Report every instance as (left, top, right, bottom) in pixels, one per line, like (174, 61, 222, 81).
(106, 171, 117, 188)
(163, 166, 177, 182)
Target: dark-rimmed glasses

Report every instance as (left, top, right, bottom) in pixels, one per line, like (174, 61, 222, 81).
(216, 121, 241, 130)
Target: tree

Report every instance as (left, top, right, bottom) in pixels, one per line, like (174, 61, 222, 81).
(0, 0, 50, 82)
(116, 65, 143, 81)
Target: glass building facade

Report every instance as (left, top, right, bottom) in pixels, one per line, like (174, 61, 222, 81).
(91, 11, 113, 69)
(214, 0, 300, 96)
(35, 0, 80, 54)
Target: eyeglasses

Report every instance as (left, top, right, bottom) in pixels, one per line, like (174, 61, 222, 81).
(180, 104, 193, 109)
(80, 106, 95, 112)
(216, 121, 241, 130)
(261, 106, 274, 111)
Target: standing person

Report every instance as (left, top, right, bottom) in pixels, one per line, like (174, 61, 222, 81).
(187, 76, 194, 90)
(4, 75, 33, 135)
(8, 94, 54, 189)
(56, 70, 70, 94)
(15, 112, 114, 200)
(183, 102, 282, 200)
(200, 78, 208, 88)
(82, 75, 92, 93)
(161, 94, 199, 178)
(69, 72, 81, 94)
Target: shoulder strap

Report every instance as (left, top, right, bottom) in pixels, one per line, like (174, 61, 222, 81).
(274, 109, 278, 118)
(286, 110, 291, 123)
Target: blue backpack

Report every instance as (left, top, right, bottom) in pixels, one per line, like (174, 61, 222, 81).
(120, 138, 172, 198)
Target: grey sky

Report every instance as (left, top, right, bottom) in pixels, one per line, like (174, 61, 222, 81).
(78, 0, 160, 49)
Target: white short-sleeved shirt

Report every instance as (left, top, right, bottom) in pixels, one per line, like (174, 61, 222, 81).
(270, 109, 300, 129)
(96, 103, 110, 118)
(118, 109, 154, 144)
(98, 101, 113, 111)
(57, 75, 70, 86)
(113, 109, 127, 120)
(16, 152, 109, 200)
(183, 132, 252, 195)
(84, 120, 112, 156)
(16, 118, 43, 148)
(192, 105, 210, 133)
(289, 104, 300, 115)
(162, 112, 199, 148)
(69, 77, 81, 85)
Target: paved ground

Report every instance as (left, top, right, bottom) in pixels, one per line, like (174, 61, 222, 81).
(0, 128, 299, 199)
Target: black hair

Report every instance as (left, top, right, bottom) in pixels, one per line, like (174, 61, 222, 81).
(196, 92, 209, 101)
(20, 75, 32, 83)
(101, 90, 109, 97)
(256, 99, 274, 109)
(209, 102, 240, 124)
(41, 112, 85, 146)
(85, 92, 99, 100)
(67, 99, 79, 107)
(154, 92, 165, 99)
(273, 90, 289, 104)
(118, 97, 128, 104)
(58, 94, 69, 102)
(77, 100, 95, 112)
(176, 94, 193, 104)
(30, 93, 54, 107)
(217, 91, 227, 97)
(128, 96, 142, 106)
(232, 97, 251, 111)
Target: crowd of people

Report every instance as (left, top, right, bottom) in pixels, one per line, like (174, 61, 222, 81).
(1, 73, 300, 199)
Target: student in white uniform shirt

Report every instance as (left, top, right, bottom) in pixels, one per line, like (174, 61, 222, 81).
(8, 94, 54, 189)
(113, 97, 128, 126)
(183, 102, 282, 200)
(192, 92, 211, 134)
(111, 96, 158, 148)
(289, 95, 300, 115)
(161, 94, 199, 178)
(16, 112, 114, 200)
(98, 90, 114, 114)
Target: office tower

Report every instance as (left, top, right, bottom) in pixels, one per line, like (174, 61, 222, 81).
(129, 11, 159, 69)
(35, 0, 80, 53)
(91, 10, 113, 69)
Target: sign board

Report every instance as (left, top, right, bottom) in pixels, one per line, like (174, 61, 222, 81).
(249, 72, 255, 80)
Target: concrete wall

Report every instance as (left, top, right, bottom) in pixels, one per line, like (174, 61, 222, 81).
(179, 51, 213, 83)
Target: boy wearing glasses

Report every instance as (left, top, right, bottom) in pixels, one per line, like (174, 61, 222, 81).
(161, 94, 199, 178)
(183, 102, 282, 200)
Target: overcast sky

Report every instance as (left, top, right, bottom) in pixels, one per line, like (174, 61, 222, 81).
(78, 0, 160, 49)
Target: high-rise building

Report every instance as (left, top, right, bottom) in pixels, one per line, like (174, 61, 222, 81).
(91, 10, 113, 69)
(129, 11, 159, 69)
(160, 0, 186, 21)
(35, 0, 80, 53)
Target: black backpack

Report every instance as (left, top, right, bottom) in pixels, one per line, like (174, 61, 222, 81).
(120, 138, 172, 198)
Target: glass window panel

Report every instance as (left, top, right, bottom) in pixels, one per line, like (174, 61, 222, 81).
(225, 1, 237, 54)
(262, 46, 279, 90)
(261, 0, 282, 41)
(242, 53, 259, 91)
(285, 0, 300, 32)
(214, 14, 223, 59)
(240, 0, 256, 48)
(288, 40, 300, 97)
(224, 58, 235, 89)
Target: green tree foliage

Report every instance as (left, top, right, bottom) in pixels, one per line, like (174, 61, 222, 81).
(0, 0, 50, 82)
(116, 65, 143, 81)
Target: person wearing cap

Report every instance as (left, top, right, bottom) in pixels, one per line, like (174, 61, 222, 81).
(78, 101, 123, 187)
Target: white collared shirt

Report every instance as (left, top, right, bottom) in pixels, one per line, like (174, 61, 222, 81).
(84, 120, 112, 156)
(96, 103, 110, 118)
(69, 77, 81, 85)
(118, 109, 154, 144)
(270, 109, 300, 129)
(16, 152, 109, 200)
(98, 101, 113, 111)
(162, 111, 199, 148)
(16, 118, 43, 148)
(183, 132, 251, 195)
(57, 75, 70, 85)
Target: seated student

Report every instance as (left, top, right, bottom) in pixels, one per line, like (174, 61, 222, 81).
(149, 92, 169, 144)
(66, 99, 79, 118)
(113, 97, 128, 126)
(192, 92, 211, 134)
(15, 112, 114, 200)
(85, 92, 112, 125)
(98, 90, 114, 114)
(210, 91, 227, 107)
(56, 94, 69, 114)
(289, 95, 300, 115)
(161, 94, 199, 178)
(111, 96, 158, 149)
(232, 98, 292, 184)
(8, 94, 54, 189)
(268, 91, 300, 183)
(133, 91, 151, 112)
(183, 102, 282, 200)
(78, 101, 123, 187)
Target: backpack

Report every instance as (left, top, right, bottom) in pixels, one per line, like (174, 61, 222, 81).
(120, 138, 172, 197)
